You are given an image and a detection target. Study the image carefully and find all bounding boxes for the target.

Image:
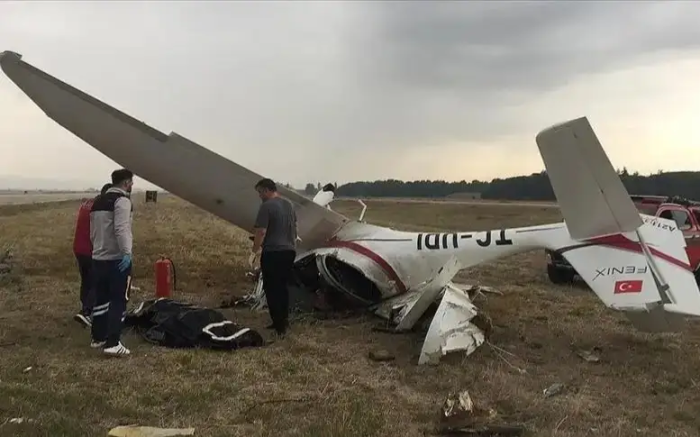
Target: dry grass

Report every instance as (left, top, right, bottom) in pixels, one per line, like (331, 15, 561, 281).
(1, 195, 700, 437)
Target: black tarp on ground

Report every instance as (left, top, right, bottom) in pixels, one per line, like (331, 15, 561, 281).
(124, 298, 264, 350)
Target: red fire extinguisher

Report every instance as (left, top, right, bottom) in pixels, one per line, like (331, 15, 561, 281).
(155, 256, 176, 298)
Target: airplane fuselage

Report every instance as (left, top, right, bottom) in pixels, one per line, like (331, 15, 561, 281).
(312, 220, 571, 304)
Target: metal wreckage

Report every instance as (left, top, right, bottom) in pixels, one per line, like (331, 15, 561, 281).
(4, 49, 700, 364)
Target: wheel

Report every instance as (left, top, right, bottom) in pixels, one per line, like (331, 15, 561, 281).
(547, 263, 576, 284)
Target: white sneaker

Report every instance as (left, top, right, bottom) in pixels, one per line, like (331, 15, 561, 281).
(74, 314, 92, 328)
(103, 342, 130, 357)
(90, 340, 106, 348)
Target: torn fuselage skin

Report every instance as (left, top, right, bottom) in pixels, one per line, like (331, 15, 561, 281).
(240, 251, 391, 315)
(237, 244, 490, 365)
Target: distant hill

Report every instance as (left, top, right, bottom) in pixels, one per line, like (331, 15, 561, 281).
(334, 169, 700, 201)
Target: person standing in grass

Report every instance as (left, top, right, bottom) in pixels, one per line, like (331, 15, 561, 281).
(72, 182, 112, 328)
(89, 169, 135, 357)
(251, 178, 298, 337)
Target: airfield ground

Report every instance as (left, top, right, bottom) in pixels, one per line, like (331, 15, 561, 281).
(1, 195, 699, 437)
(0, 192, 95, 205)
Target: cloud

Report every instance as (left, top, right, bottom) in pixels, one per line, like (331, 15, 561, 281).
(364, 2, 700, 94)
(1, 1, 700, 189)
(352, 1, 700, 142)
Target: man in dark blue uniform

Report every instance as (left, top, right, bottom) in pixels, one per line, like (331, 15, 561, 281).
(89, 169, 135, 356)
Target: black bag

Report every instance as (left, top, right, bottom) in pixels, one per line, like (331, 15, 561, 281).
(124, 298, 264, 350)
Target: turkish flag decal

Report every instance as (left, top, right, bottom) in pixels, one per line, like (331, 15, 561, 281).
(614, 280, 643, 294)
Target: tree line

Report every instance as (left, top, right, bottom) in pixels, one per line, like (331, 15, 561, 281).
(299, 168, 700, 201)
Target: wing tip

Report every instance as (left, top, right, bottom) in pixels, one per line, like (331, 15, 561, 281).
(535, 116, 590, 144)
(0, 50, 22, 64)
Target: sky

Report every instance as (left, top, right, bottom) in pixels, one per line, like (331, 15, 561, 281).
(2, 1, 700, 190)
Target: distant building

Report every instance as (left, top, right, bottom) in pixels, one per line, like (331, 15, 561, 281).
(446, 192, 482, 200)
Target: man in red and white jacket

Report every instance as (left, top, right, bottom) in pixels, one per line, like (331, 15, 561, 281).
(73, 183, 112, 327)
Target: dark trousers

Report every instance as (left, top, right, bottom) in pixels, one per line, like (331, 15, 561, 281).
(260, 250, 296, 334)
(75, 253, 96, 316)
(91, 259, 132, 347)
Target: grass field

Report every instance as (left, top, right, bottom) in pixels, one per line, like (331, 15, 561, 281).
(1, 195, 700, 437)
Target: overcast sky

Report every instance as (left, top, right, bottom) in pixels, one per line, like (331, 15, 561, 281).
(2, 1, 700, 190)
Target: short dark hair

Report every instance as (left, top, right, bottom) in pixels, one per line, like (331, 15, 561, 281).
(100, 183, 112, 195)
(111, 169, 133, 185)
(255, 178, 277, 192)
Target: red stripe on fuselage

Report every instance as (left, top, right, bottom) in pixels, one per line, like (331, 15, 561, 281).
(324, 239, 408, 294)
(585, 234, 692, 271)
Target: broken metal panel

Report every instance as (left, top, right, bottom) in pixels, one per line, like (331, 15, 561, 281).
(372, 290, 423, 325)
(395, 255, 462, 331)
(243, 274, 266, 310)
(418, 283, 485, 365)
(238, 249, 490, 365)
(319, 247, 394, 298)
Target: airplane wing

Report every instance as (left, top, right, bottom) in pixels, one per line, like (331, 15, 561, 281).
(0, 50, 350, 250)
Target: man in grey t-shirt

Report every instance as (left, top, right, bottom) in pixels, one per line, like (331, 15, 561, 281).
(251, 178, 297, 336)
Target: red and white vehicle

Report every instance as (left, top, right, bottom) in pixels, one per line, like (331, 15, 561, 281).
(546, 195, 700, 284)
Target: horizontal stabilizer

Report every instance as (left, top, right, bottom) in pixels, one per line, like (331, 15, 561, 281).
(535, 117, 643, 240)
(560, 215, 700, 331)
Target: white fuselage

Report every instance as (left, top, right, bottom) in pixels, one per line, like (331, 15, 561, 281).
(310, 220, 571, 302)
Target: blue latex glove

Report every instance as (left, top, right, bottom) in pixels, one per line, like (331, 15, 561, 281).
(118, 254, 132, 272)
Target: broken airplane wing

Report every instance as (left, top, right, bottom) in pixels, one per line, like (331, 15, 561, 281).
(0, 50, 349, 251)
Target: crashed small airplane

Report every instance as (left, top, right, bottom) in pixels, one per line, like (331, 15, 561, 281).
(3, 50, 700, 365)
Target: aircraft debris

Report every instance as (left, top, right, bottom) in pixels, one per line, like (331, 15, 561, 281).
(442, 390, 480, 420)
(107, 425, 195, 437)
(543, 382, 566, 398)
(7, 418, 35, 424)
(418, 284, 487, 365)
(438, 390, 525, 436)
(455, 283, 503, 300)
(576, 347, 601, 363)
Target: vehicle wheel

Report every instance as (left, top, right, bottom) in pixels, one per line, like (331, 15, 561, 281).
(547, 264, 575, 284)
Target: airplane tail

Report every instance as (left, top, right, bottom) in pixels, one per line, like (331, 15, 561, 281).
(536, 117, 700, 331)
